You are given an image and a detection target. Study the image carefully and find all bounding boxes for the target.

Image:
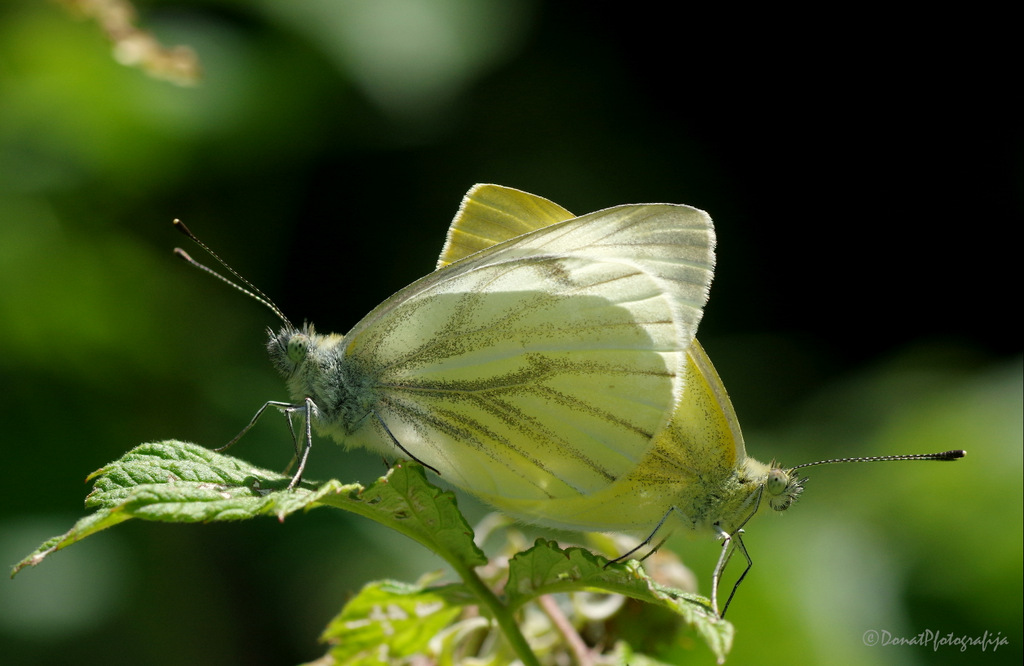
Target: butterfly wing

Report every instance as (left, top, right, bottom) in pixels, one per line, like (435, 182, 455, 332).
(331, 201, 716, 507)
(483, 338, 751, 533)
(436, 184, 575, 268)
(440, 184, 749, 490)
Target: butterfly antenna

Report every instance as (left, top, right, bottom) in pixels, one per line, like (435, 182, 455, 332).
(789, 449, 965, 472)
(172, 219, 295, 330)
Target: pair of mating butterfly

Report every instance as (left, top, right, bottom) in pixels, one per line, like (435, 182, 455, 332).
(175, 184, 963, 617)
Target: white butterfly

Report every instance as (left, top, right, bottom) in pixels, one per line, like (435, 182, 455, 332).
(176, 184, 963, 616)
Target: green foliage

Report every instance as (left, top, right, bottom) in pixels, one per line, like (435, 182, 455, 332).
(14, 441, 732, 665)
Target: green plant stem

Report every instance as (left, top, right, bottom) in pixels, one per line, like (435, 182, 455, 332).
(449, 557, 541, 666)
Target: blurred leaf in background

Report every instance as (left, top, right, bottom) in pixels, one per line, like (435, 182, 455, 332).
(1, 1, 1019, 665)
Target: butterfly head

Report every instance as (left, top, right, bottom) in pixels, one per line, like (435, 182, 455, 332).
(267, 324, 315, 379)
(266, 324, 348, 415)
(763, 463, 806, 512)
(720, 458, 806, 535)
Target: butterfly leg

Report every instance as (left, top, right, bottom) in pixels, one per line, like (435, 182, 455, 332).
(606, 507, 676, 566)
(217, 397, 317, 490)
(711, 526, 733, 616)
(372, 411, 441, 475)
(286, 397, 316, 490)
(712, 525, 752, 618)
(283, 410, 301, 458)
(217, 400, 298, 452)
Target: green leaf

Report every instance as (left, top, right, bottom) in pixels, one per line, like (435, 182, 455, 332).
(11, 440, 348, 575)
(506, 539, 733, 663)
(12, 440, 486, 575)
(318, 580, 467, 665)
(85, 440, 352, 519)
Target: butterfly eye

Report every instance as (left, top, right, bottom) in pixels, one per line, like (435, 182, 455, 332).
(766, 469, 789, 496)
(287, 334, 309, 363)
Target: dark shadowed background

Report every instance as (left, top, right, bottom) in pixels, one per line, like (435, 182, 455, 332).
(1, 2, 1020, 664)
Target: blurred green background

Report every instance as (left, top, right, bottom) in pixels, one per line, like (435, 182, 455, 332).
(1, 2, 1020, 665)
